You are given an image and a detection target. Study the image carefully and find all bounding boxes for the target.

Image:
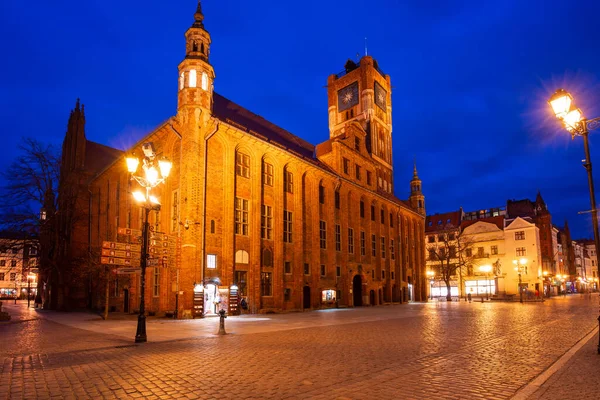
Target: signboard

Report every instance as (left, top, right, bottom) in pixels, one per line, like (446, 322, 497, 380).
(101, 249, 140, 259)
(102, 241, 141, 252)
(117, 227, 142, 236)
(101, 257, 140, 267)
(115, 268, 141, 275)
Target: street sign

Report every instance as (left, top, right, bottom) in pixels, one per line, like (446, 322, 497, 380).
(101, 257, 140, 267)
(101, 249, 141, 259)
(118, 227, 142, 236)
(102, 241, 141, 252)
(115, 268, 141, 275)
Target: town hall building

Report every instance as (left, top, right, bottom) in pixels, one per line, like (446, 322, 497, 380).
(59, 2, 427, 316)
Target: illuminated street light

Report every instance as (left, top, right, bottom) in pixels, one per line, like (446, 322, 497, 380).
(426, 270, 435, 300)
(513, 258, 527, 304)
(27, 272, 36, 308)
(126, 142, 171, 343)
(548, 89, 600, 354)
(479, 265, 492, 300)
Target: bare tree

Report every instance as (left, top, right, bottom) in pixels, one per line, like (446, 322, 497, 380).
(0, 138, 59, 307)
(427, 225, 477, 301)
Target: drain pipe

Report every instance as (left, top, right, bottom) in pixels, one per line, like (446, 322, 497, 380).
(201, 122, 220, 285)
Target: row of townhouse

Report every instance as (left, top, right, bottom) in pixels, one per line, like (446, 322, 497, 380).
(425, 192, 596, 300)
(0, 233, 40, 299)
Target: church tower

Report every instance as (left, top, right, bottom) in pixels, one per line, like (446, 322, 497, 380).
(177, 1, 214, 115)
(409, 163, 425, 215)
(326, 56, 394, 194)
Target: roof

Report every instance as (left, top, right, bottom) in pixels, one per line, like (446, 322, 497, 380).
(506, 198, 536, 219)
(212, 92, 315, 159)
(85, 140, 123, 174)
(426, 210, 462, 233)
(461, 215, 505, 231)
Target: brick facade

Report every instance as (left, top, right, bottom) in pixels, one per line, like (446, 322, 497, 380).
(66, 3, 427, 315)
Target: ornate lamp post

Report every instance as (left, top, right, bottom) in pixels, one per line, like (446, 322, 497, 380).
(126, 142, 171, 343)
(479, 265, 492, 300)
(27, 272, 36, 308)
(549, 89, 600, 353)
(426, 270, 435, 300)
(513, 258, 527, 304)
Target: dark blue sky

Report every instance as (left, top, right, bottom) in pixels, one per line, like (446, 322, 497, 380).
(2, 0, 600, 238)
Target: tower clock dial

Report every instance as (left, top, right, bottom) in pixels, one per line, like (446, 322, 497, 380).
(338, 82, 359, 112)
(374, 81, 387, 110)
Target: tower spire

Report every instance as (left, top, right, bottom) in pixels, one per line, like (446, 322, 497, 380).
(413, 161, 419, 179)
(194, 0, 204, 27)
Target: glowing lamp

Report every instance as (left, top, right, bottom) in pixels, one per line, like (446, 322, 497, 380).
(548, 89, 573, 119)
(194, 284, 204, 293)
(479, 265, 492, 273)
(126, 156, 139, 173)
(148, 195, 161, 205)
(158, 158, 172, 178)
(563, 108, 583, 131)
(132, 191, 146, 203)
(146, 166, 159, 185)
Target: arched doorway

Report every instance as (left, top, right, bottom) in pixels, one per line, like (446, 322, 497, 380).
(369, 290, 375, 306)
(303, 286, 311, 309)
(353, 275, 363, 306)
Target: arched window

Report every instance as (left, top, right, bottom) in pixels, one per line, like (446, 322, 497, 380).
(262, 248, 273, 267)
(179, 72, 184, 90)
(235, 250, 249, 264)
(189, 70, 197, 88)
(201, 72, 208, 91)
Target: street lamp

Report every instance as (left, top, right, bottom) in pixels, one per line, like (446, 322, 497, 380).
(513, 258, 527, 304)
(479, 265, 492, 300)
(27, 273, 36, 308)
(126, 142, 171, 343)
(549, 89, 600, 353)
(426, 270, 435, 300)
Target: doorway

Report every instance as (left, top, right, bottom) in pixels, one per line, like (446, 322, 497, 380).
(370, 290, 375, 306)
(303, 286, 311, 309)
(123, 289, 129, 313)
(204, 284, 217, 315)
(353, 275, 363, 306)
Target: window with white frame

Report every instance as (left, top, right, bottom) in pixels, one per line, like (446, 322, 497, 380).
(284, 170, 293, 193)
(207, 254, 217, 269)
(262, 161, 273, 186)
(235, 152, 250, 178)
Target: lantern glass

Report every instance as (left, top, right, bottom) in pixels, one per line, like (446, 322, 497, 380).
(548, 89, 572, 119)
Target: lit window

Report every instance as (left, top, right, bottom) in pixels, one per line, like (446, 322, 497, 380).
(284, 170, 293, 193)
(321, 289, 336, 302)
(179, 72, 184, 90)
(235, 250, 249, 264)
(207, 254, 217, 269)
(261, 205, 273, 240)
(189, 70, 197, 88)
(201, 72, 208, 90)
(262, 162, 273, 186)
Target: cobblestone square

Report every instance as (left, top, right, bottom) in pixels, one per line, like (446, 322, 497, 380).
(1, 296, 599, 399)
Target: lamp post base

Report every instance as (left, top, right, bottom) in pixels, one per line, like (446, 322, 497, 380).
(135, 314, 147, 343)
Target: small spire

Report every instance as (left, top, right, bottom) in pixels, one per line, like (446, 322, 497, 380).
(75, 98, 80, 111)
(413, 160, 419, 179)
(194, 0, 204, 25)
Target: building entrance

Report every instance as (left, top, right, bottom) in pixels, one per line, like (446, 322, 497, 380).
(353, 275, 363, 306)
(303, 286, 311, 309)
(204, 284, 218, 315)
(123, 289, 129, 313)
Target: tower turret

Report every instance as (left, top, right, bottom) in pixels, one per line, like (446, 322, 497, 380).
(409, 163, 425, 215)
(177, 0, 215, 113)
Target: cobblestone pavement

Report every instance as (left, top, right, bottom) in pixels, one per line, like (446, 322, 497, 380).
(1, 295, 598, 399)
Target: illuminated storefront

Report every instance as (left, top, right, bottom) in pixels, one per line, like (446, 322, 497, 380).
(465, 279, 495, 297)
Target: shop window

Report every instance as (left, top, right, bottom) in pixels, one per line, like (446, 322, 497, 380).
(322, 289, 336, 302)
(207, 254, 217, 269)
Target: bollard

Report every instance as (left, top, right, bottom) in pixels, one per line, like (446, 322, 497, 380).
(217, 309, 227, 335)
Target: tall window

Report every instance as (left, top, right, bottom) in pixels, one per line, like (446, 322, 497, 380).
(477, 247, 484, 257)
(261, 272, 272, 296)
(284, 170, 293, 193)
(262, 161, 273, 186)
(261, 205, 273, 240)
(371, 234, 376, 256)
(516, 247, 527, 257)
(320, 220, 327, 249)
(335, 191, 340, 209)
(10, 272, 16, 281)
(235, 198, 249, 236)
(355, 137, 361, 151)
(343, 158, 350, 174)
(319, 184, 325, 204)
(380, 209, 385, 224)
(335, 224, 341, 251)
(201, 71, 208, 90)
(371, 205, 375, 221)
(348, 228, 354, 254)
(189, 69, 197, 87)
(284, 261, 292, 274)
(236, 152, 250, 178)
(381, 237, 386, 258)
(391, 239, 395, 260)
(360, 201, 365, 218)
(367, 171, 372, 185)
(361, 231, 366, 256)
(336, 265, 341, 277)
(283, 210, 293, 243)
(304, 263, 310, 275)
(320, 265, 326, 277)
(515, 231, 525, 240)
(355, 165, 361, 180)
(153, 268, 160, 297)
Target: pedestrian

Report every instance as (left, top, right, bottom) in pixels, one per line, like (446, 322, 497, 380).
(467, 292, 472, 303)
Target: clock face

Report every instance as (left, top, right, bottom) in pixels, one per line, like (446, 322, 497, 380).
(374, 81, 387, 110)
(338, 82, 359, 112)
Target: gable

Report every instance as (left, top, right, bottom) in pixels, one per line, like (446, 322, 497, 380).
(505, 217, 535, 231)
